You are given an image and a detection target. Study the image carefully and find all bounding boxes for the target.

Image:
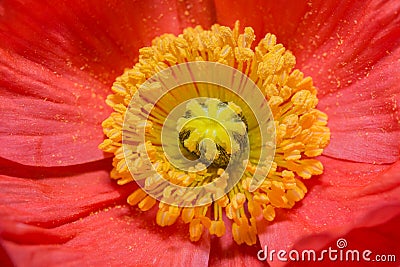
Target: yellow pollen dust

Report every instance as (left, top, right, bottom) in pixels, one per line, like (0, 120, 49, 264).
(99, 21, 330, 245)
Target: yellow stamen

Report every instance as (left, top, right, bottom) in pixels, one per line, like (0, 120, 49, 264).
(156, 205, 181, 226)
(99, 21, 330, 245)
(209, 220, 226, 237)
(189, 219, 203, 242)
(127, 188, 147, 206)
(138, 195, 157, 211)
(263, 205, 276, 222)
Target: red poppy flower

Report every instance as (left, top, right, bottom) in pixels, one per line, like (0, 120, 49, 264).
(1, 0, 399, 266)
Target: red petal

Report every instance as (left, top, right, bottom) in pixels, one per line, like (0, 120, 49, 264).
(0, 241, 13, 267)
(215, 0, 400, 163)
(0, 162, 210, 266)
(285, 208, 400, 267)
(293, 1, 400, 96)
(0, 50, 114, 167)
(258, 157, 400, 266)
(1, 206, 210, 266)
(215, 0, 400, 82)
(214, 0, 314, 42)
(310, 1, 400, 163)
(0, 0, 215, 166)
(319, 47, 400, 163)
(0, 0, 216, 78)
(0, 164, 133, 227)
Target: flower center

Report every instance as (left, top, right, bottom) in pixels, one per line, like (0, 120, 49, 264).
(99, 21, 331, 246)
(178, 98, 248, 168)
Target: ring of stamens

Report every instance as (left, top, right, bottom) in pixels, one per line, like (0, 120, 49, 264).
(99, 21, 330, 245)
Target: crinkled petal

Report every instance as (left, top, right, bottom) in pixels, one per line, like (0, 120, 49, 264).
(215, 0, 400, 78)
(1, 206, 210, 267)
(0, 0, 216, 167)
(215, 0, 400, 163)
(258, 157, 400, 266)
(0, 50, 114, 167)
(285, 206, 400, 267)
(0, 161, 132, 227)
(0, 162, 210, 266)
(319, 47, 400, 163)
(0, 0, 216, 79)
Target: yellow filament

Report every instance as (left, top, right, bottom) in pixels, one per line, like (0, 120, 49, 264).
(99, 21, 330, 246)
